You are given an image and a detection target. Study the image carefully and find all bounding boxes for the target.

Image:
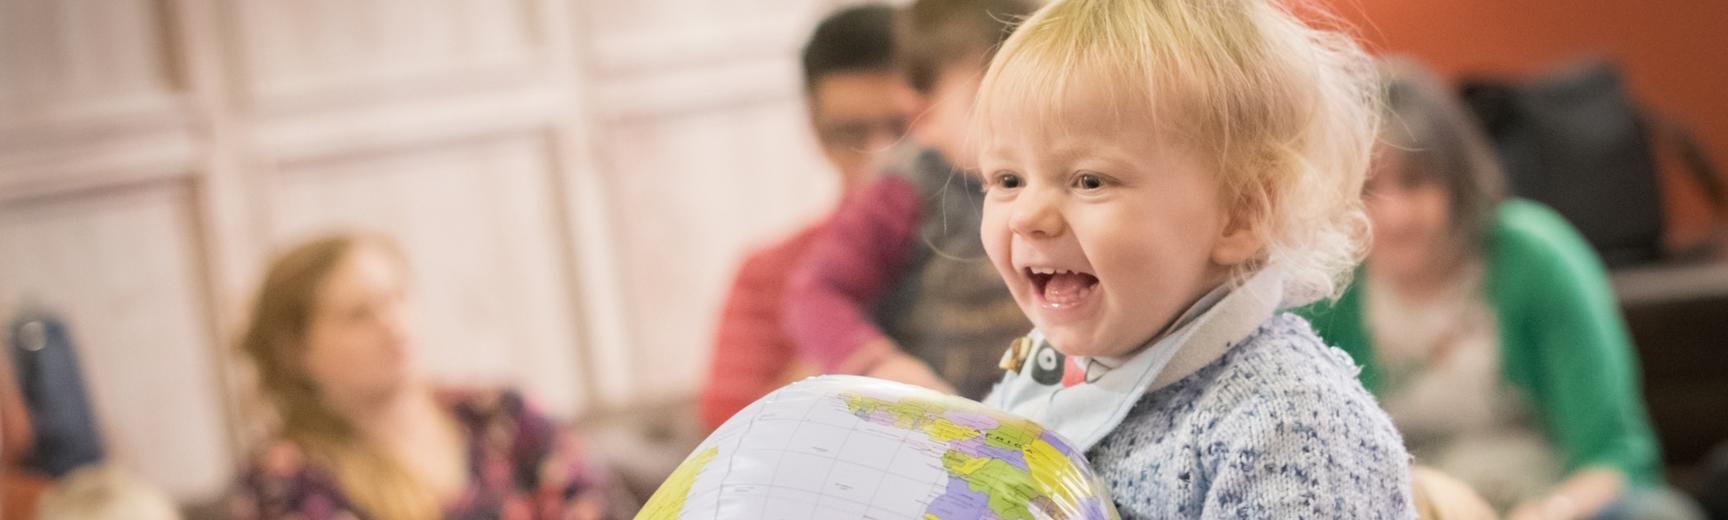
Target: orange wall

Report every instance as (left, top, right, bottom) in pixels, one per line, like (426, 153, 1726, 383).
(1324, 0, 1728, 238)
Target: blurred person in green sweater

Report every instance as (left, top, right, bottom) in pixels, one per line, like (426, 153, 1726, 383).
(1299, 58, 1698, 520)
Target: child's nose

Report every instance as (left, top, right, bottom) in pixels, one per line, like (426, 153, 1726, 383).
(1009, 190, 1065, 238)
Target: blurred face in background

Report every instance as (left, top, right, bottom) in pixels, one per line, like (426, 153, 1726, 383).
(811, 69, 917, 191)
(912, 63, 983, 171)
(1365, 148, 1461, 285)
(301, 244, 419, 404)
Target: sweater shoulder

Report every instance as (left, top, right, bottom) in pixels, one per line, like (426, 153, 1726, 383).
(1097, 314, 1415, 519)
(1117, 313, 1397, 442)
(1194, 314, 1372, 402)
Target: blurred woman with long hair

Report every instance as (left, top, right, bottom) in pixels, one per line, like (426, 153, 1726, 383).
(228, 234, 612, 520)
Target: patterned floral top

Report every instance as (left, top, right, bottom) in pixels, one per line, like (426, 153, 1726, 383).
(228, 389, 615, 520)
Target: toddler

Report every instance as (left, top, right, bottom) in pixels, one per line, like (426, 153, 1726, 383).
(975, 0, 1414, 517)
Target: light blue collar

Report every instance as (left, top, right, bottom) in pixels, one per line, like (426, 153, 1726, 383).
(984, 267, 1286, 451)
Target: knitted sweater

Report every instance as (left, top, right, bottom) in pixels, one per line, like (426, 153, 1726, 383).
(1088, 313, 1415, 519)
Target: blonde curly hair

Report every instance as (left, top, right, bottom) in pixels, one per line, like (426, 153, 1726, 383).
(972, 0, 1381, 306)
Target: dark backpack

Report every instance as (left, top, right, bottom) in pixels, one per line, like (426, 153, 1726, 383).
(1460, 60, 1725, 267)
(8, 308, 105, 477)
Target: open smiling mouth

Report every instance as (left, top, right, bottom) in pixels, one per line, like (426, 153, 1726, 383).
(1026, 267, 1100, 310)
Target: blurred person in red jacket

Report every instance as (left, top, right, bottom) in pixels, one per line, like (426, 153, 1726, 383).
(697, 4, 917, 430)
(782, 0, 1036, 400)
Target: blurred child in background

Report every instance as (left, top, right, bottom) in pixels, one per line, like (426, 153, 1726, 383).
(785, 0, 1037, 400)
(699, 4, 917, 430)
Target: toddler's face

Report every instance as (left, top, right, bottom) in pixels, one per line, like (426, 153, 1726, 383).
(978, 92, 1251, 358)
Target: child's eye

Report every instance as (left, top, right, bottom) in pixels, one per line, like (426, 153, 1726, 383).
(1074, 173, 1106, 190)
(990, 172, 1024, 190)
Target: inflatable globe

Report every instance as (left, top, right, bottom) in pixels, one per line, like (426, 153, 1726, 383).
(639, 375, 1118, 519)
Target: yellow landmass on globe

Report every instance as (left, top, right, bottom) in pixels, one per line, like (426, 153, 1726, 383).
(637, 446, 719, 520)
(1025, 438, 1085, 507)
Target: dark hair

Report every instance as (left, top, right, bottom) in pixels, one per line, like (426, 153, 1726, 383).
(899, 0, 1036, 94)
(1378, 57, 1508, 250)
(801, 4, 899, 96)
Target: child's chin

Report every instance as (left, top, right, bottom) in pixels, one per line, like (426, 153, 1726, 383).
(1049, 332, 1139, 359)
(1043, 330, 1096, 357)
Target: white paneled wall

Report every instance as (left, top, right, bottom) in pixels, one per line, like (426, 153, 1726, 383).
(0, 0, 853, 502)
(0, 185, 231, 502)
(263, 135, 585, 414)
(599, 103, 834, 403)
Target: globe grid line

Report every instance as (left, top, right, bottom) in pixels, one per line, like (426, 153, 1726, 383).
(701, 389, 956, 518)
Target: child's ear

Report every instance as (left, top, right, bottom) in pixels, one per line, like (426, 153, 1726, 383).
(1211, 198, 1268, 267)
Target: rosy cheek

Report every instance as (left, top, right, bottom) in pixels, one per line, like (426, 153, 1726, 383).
(980, 207, 1011, 256)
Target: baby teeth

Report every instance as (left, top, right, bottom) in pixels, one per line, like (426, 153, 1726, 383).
(1027, 267, 1091, 276)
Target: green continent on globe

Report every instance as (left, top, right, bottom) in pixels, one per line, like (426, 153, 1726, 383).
(983, 420, 1039, 452)
(945, 452, 1041, 520)
(841, 392, 1084, 520)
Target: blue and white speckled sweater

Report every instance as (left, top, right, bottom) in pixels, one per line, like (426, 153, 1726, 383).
(1087, 313, 1414, 519)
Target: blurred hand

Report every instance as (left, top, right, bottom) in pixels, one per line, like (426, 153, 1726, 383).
(865, 350, 955, 394)
(1412, 465, 1499, 520)
(1507, 504, 1545, 520)
(1508, 468, 1622, 520)
(1507, 498, 1576, 520)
